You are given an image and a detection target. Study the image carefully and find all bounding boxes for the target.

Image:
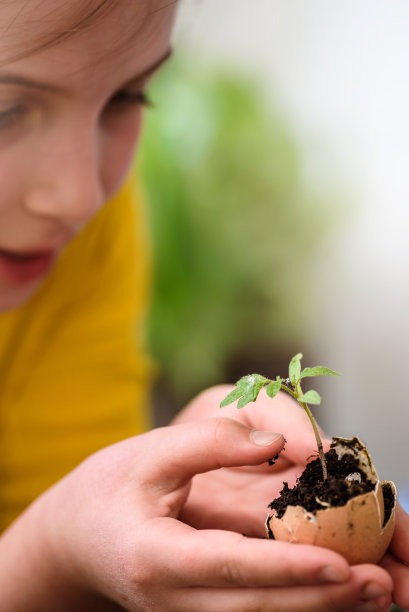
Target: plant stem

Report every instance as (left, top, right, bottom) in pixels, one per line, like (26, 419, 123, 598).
(299, 401, 328, 481)
(281, 383, 328, 481)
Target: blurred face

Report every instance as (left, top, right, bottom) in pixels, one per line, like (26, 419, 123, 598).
(0, 0, 175, 311)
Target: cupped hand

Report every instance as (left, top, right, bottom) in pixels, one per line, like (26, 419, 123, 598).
(175, 385, 405, 612)
(173, 385, 329, 536)
(1, 416, 393, 611)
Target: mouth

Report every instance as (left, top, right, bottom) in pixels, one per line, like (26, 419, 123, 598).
(0, 247, 57, 285)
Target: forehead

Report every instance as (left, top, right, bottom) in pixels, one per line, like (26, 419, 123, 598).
(0, 0, 175, 75)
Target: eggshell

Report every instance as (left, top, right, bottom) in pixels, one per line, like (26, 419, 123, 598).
(265, 437, 397, 565)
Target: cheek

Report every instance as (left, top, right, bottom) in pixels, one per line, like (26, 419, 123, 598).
(100, 111, 144, 199)
(0, 150, 28, 234)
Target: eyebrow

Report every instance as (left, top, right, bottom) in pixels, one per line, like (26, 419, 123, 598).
(0, 48, 172, 93)
(123, 48, 172, 87)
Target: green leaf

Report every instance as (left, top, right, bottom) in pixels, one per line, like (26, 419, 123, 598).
(220, 387, 244, 407)
(220, 374, 269, 409)
(237, 393, 255, 409)
(266, 378, 283, 399)
(300, 366, 340, 379)
(298, 389, 322, 405)
(289, 353, 303, 384)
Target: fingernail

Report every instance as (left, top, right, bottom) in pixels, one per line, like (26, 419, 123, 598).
(361, 583, 389, 600)
(250, 430, 283, 446)
(318, 565, 349, 583)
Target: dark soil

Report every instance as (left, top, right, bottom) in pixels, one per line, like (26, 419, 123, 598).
(269, 439, 375, 519)
(382, 482, 395, 525)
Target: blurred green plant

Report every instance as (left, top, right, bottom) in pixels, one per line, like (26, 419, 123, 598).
(138, 56, 333, 405)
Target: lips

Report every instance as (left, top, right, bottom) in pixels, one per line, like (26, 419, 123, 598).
(0, 248, 56, 285)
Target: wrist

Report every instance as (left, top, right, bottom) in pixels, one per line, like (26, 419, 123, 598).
(0, 482, 109, 610)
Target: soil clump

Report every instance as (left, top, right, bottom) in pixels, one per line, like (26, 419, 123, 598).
(269, 441, 375, 519)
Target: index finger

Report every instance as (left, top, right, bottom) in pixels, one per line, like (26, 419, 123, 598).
(136, 417, 285, 488)
(184, 385, 330, 467)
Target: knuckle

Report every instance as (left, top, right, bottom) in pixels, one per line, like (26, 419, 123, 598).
(119, 535, 156, 591)
(200, 417, 226, 452)
(200, 417, 233, 466)
(211, 415, 240, 444)
(123, 558, 154, 591)
(212, 416, 229, 442)
(220, 558, 248, 586)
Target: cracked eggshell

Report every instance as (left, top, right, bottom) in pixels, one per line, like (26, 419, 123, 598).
(265, 437, 397, 565)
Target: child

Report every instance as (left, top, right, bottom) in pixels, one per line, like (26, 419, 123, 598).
(0, 1, 407, 610)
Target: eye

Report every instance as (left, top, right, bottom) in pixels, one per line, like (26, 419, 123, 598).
(0, 104, 27, 130)
(106, 88, 153, 113)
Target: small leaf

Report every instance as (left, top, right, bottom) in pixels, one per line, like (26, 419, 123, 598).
(220, 387, 244, 408)
(298, 390, 322, 405)
(266, 378, 282, 399)
(300, 366, 340, 379)
(239, 374, 269, 399)
(237, 393, 255, 409)
(220, 374, 270, 409)
(289, 353, 303, 384)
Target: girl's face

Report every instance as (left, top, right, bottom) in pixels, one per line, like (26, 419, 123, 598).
(0, 0, 175, 311)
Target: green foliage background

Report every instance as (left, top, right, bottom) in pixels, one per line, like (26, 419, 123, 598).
(138, 56, 333, 407)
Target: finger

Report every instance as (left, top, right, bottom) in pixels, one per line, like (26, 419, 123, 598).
(179, 485, 273, 536)
(165, 564, 392, 612)
(167, 589, 391, 612)
(137, 417, 285, 488)
(179, 385, 331, 468)
(168, 590, 391, 612)
(141, 517, 352, 588)
(380, 552, 409, 610)
(388, 503, 409, 563)
(179, 464, 305, 537)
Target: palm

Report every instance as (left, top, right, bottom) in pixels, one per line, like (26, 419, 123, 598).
(180, 458, 302, 537)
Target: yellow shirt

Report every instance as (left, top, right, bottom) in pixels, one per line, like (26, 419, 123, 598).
(0, 176, 153, 531)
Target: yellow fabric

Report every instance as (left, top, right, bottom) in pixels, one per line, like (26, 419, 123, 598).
(0, 176, 153, 531)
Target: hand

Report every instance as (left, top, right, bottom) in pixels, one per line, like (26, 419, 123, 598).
(380, 503, 409, 610)
(173, 385, 330, 536)
(0, 417, 393, 612)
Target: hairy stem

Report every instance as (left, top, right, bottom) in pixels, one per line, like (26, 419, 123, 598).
(281, 383, 328, 481)
(300, 401, 328, 481)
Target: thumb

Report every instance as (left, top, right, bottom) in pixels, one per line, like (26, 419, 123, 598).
(143, 417, 285, 487)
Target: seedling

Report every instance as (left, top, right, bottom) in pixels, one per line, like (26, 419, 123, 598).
(221, 353, 397, 564)
(220, 353, 340, 481)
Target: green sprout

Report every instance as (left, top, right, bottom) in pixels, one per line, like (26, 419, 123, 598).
(220, 353, 340, 481)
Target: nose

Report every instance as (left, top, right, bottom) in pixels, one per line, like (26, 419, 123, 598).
(24, 126, 104, 226)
